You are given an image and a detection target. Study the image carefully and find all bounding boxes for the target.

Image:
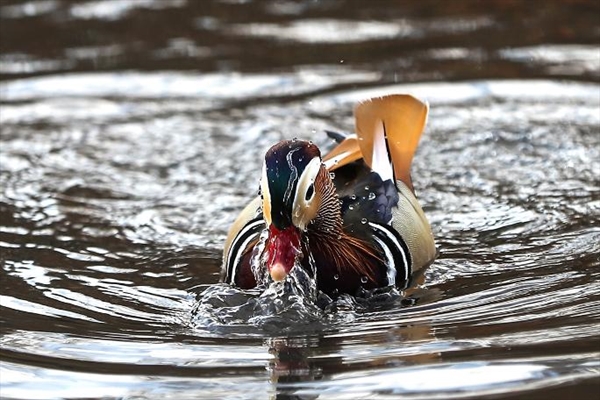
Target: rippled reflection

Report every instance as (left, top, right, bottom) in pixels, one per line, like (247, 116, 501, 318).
(2, 76, 599, 398)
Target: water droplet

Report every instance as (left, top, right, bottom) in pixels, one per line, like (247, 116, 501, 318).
(337, 234, 342, 239)
(329, 172, 335, 179)
(350, 194, 357, 200)
(308, 140, 313, 146)
(361, 276, 368, 284)
(340, 59, 344, 63)
(292, 137, 298, 142)
(364, 185, 370, 191)
(348, 204, 354, 210)
(368, 192, 376, 200)
(361, 218, 368, 224)
(333, 274, 339, 280)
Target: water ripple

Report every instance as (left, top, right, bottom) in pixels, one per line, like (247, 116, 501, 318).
(1, 78, 599, 398)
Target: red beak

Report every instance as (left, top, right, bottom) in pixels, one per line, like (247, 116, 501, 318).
(266, 225, 301, 281)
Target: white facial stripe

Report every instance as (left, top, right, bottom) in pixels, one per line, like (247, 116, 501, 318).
(292, 157, 321, 230)
(283, 147, 301, 205)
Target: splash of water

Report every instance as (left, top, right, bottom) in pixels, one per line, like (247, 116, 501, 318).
(193, 233, 322, 333)
(192, 243, 407, 334)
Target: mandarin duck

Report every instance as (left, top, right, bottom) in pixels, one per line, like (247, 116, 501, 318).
(222, 94, 436, 296)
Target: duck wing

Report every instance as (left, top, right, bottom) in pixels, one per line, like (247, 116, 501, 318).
(323, 94, 429, 192)
(323, 94, 435, 284)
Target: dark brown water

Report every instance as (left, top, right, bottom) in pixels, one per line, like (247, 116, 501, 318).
(1, 1, 599, 399)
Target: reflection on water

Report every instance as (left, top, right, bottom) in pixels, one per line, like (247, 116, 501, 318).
(1, 0, 599, 399)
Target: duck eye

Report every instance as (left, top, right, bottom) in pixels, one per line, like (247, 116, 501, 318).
(305, 183, 315, 201)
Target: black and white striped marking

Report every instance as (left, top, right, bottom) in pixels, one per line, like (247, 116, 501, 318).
(225, 218, 264, 285)
(368, 222, 412, 288)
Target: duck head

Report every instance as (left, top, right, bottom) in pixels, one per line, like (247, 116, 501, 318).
(260, 139, 331, 282)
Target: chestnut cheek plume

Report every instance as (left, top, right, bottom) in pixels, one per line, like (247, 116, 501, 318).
(266, 225, 301, 282)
